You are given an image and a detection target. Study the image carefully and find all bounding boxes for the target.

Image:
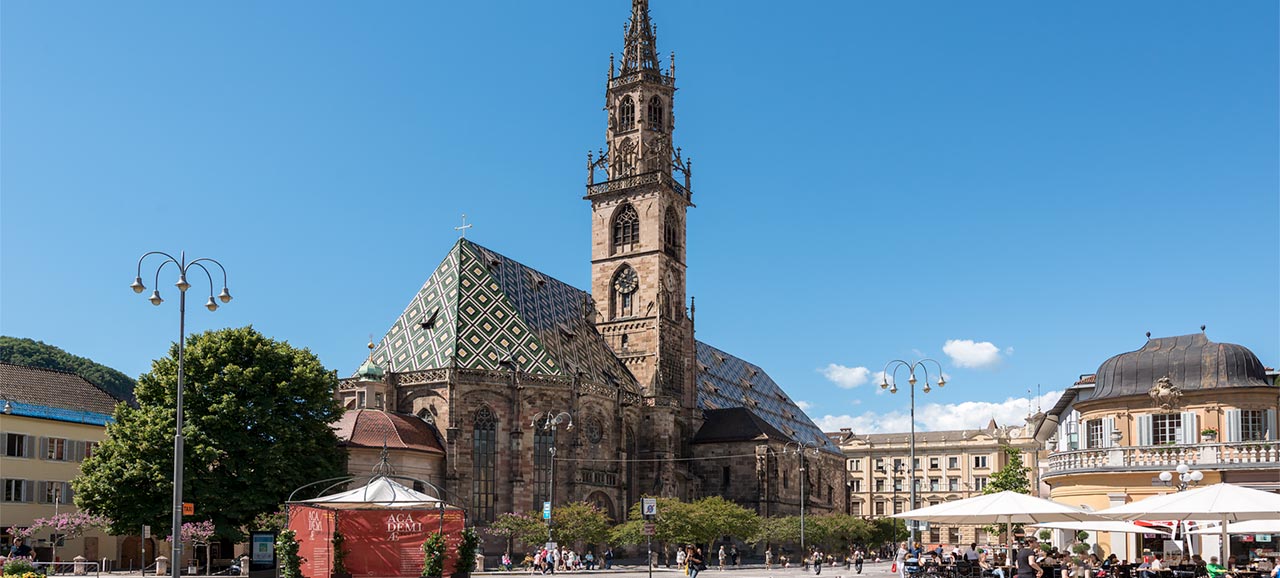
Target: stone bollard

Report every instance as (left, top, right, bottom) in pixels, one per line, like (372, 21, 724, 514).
(240, 556, 251, 577)
(475, 554, 485, 572)
(74, 556, 87, 575)
(156, 556, 169, 576)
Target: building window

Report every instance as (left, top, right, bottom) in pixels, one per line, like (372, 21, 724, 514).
(625, 428, 638, 509)
(875, 458, 885, 470)
(356, 391, 366, 409)
(618, 96, 635, 131)
(893, 478, 903, 492)
(471, 407, 497, 523)
(948, 456, 959, 469)
(663, 208, 680, 257)
(533, 422, 555, 510)
(647, 96, 664, 131)
(874, 479, 885, 493)
(39, 481, 71, 505)
(612, 266, 639, 319)
(929, 527, 940, 543)
(44, 438, 67, 461)
(948, 477, 959, 492)
(930, 477, 940, 492)
(612, 204, 640, 248)
(972, 455, 989, 469)
(1086, 419, 1104, 449)
(782, 470, 789, 489)
(851, 479, 862, 493)
(912, 457, 921, 470)
(722, 467, 731, 490)
(848, 458, 862, 472)
(893, 458, 904, 470)
(2, 479, 31, 503)
(1240, 410, 1268, 442)
(929, 457, 939, 470)
(4, 434, 31, 458)
(852, 501, 862, 516)
(914, 478, 922, 491)
(874, 501, 885, 516)
(894, 500, 903, 514)
(972, 476, 988, 492)
(1152, 413, 1182, 445)
(948, 527, 961, 544)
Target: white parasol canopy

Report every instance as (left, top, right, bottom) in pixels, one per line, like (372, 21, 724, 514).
(892, 491, 1102, 525)
(1032, 520, 1172, 535)
(1097, 483, 1280, 561)
(1187, 519, 1280, 535)
(300, 476, 447, 510)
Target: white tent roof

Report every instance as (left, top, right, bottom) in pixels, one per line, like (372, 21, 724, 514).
(1188, 519, 1280, 535)
(892, 491, 1101, 525)
(300, 476, 449, 510)
(1097, 483, 1280, 522)
(1032, 521, 1171, 534)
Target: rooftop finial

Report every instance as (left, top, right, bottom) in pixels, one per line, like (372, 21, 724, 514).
(620, 0, 661, 75)
(1146, 331, 1152, 339)
(1200, 324, 1206, 332)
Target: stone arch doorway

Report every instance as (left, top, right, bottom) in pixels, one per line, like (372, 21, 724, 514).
(586, 491, 616, 522)
(119, 536, 157, 571)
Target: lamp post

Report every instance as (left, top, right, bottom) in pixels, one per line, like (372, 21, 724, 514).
(532, 410, 573, 544)
(880, 359, 947, 546)
(1158, 464, 1204, 561)
(131, 251, 231, 578)
(783, 440, 819, 558)
(877, 462, 906, 544)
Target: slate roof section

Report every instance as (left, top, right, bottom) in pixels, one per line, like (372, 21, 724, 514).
(695, 342, 841, 454)
(370, 239, 639, 393)
(0, 362, 124, 417)
(1093, 333, 1270, 400)
(332, 409, 445, 454)
(693, 407, 792, 444)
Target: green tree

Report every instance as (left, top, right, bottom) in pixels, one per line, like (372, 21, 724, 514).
(808, 514, 874, 551)
(749, 516, 800, 546)
(982, 446, 1031, 541)
(0, 336, 137, 401)
(487, 512, 546, 551)
(552, 502, 611, 546)
(72, 326, 347, 539)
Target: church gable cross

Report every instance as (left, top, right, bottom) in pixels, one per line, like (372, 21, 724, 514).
(454, 213, 473, 238)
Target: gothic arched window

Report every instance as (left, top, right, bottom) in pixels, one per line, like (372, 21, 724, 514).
(612, 266, 639, 319)
(612, 203, 640, 249)
(663, 207, 680, 257)
(625, 427, 638, 510)
(619, 96, 636, 131)
(532, 422, 555, 509)
(647, 96, 664, 131)
(472, 407, 497, 522)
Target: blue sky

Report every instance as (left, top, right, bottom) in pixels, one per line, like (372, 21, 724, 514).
(3, 1, 1277, 433)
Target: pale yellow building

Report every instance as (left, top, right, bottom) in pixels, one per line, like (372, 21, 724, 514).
(831, 420, 1041, 547)
(1039, 332, 1278, 564)
(0, 363, 137, 568)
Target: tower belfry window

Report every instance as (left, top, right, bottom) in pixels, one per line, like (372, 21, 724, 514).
(613, 204, 640, 249)
(647, 97, 664, 131)
(663, 207, 680, 256)
(619, 96, 635, 131)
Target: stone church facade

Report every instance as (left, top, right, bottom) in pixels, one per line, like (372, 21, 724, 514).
(335, 0, 847, 528)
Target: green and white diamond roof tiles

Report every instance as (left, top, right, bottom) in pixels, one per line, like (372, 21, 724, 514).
(371, 239, 638, 392)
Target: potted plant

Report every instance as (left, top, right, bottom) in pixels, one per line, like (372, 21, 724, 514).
(452, 528, 480, 578)
(421, 532, 446, 578)
(1200, 428, 1218, 441)
(278, 530, 306, 578)
(332, 528, 352, 578)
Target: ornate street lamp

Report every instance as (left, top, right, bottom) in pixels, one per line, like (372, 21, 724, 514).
(784, 440, 820, 558)
(1159, 463, 1204, 492)
(532, 410, 573, 544)
(880, 358, 947, 545)
(131, 251, 231, 578)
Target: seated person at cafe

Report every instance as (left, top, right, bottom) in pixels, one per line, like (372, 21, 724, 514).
(1141, 554, 1167, 578)
(1204, 557, 1231, 578)
(979, 549, 1006, 578)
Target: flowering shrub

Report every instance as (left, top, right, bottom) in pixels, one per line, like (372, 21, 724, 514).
(21, 512, 112, 540)
(1, 555, 37, 576)
(167, 520, 218, 545)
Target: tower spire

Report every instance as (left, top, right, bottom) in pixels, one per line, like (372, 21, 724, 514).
(620, 0, 661, 75)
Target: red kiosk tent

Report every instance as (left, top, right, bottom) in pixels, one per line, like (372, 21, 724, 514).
(288, 477, 466, 578)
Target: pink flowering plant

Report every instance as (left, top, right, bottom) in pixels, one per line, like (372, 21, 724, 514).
(20, 512, 112, 540)
(166, 521, 217, 546)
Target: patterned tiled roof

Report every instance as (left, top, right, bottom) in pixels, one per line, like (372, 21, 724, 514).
(695, 342, 841, 454)
(692, 407, 791, 444)
(0, 362, 124, 417)
(332, 409, 445, 454)
(370, 240, 638, 392)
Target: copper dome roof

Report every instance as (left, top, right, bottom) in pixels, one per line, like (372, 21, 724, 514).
(1092, 333, 1269, 400)
(332, 409, 445, 454)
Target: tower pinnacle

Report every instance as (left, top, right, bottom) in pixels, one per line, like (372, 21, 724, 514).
(620, 0, 661, 74)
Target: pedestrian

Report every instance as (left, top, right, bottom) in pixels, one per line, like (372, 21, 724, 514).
(677, 547, 687, 574)
(688, 546, 706, 578)
(1017, 538, 1044, 578)
(719, 546, 727, 571)
(731, 546, 739, 567)
(896, 542, 909, 578)
(765, 548, 774, 571)
(8, 539, 32, 558)
(855, 548, 865, 574)
(604, 547, 614, 570)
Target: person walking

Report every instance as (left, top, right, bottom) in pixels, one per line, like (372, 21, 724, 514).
(897, 542, 909, 578)
(688, 547, 706, 578)
(765, 548, 774, 571)
(855, 548, 865, 574)
(719, 546, 727, 571)
(1017, 538, 1044, 578)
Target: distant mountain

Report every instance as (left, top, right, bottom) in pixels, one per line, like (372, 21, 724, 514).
(0, 336, 136, 403)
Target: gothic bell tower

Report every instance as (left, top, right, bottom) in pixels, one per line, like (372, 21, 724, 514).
(586, 0, 695, 409)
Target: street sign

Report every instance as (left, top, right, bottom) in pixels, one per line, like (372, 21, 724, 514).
(183, 502, 195, 515)
(642, 523, 656, 536)
(641, 498, 657, 518)
(543, 501, 552, 520)
(142, 525, 151, 539)
(545, 542, 557, 552)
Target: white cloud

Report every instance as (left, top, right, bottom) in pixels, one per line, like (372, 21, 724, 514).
(797, 400, 813, 412)
(819, 364, 871, 389)
(815, 390, 1063, 434)
(943, 339, 1005, 369)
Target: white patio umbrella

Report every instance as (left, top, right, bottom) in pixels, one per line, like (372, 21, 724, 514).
(1032, 520, 1172, 535)
(1188, 519, 1280, 535)
(893, 491, 1102, 552)
(1097, 483, 1280, 562)
(301, 476, 446, 509)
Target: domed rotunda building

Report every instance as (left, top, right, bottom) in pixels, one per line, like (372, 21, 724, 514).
(1041, 331, 1277, 562)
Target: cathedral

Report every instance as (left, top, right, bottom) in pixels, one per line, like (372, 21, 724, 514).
(333, 0, 848, 528)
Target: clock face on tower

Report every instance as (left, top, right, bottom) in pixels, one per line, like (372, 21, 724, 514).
(664, 270, 677, 291)
(614, 267, 639, 294)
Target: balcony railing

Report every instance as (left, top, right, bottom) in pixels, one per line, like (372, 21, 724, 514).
(1045, 440, 1280, 477)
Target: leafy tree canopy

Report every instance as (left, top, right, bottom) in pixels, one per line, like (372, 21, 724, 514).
(0, 336, 137, 402)
(614, 496, 757, 549)
(984, 446, 1031, 495)
(72, 326, 347, 540)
